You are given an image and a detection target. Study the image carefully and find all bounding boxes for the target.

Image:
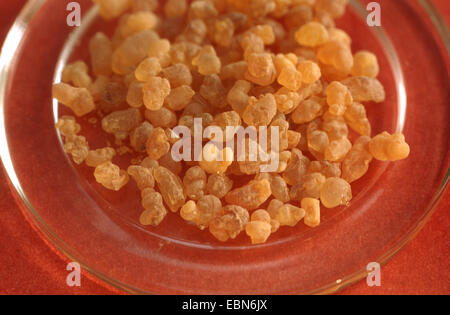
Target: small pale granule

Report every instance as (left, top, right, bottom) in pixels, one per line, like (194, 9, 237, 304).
(245, 220, 272, 244)
(94, 161, 129, 191)
(85, 147, 116, 167)
(267, 203, 306, 227)
(301, 198, 320, 228)
(369, 132, 410, 161)
(192, 45, 222, 75)
(351, 51, 379, 78)
(52, 83, 95, 117)
(142, 77, 171, 111)
(210, 205, 249, 242)
(56, 116, 81, 137)
(140, 188, 168, 226)
(225, 179, 272, 211)
(153, 166, 186, 213)
(295, 22, 329, 48)
(320, 177, 352, 208)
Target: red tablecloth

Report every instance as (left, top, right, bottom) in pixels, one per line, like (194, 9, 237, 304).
(0, 0, 448, 295)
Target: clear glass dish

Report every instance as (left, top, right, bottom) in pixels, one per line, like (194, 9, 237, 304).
(0, 0, 448, 294)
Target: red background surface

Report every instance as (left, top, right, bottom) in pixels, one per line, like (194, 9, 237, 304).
(0, 1, 448, 295)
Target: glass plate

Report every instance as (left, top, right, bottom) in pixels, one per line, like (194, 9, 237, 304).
(0, 0, 448, 294)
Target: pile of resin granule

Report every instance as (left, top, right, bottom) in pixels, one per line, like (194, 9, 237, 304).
(53, 0, 410, 245)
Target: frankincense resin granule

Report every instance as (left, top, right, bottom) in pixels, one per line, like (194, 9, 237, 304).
(53, 0, 410, 245)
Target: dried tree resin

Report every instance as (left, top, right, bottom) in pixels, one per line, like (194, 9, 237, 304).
(53, 0, 410, 245)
